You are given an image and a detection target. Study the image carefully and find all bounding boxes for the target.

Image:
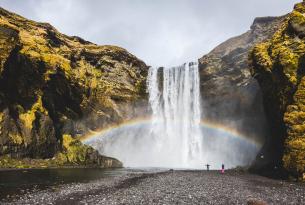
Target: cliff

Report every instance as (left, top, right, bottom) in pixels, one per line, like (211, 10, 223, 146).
(199, 16, 286, 144)
(250, 1, 305, 179)
(0, 7, 147, 168)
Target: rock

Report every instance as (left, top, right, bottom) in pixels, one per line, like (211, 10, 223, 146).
(199, 15, 286, 143)
(247, 199, 268, 205)
(0, 7, 147, 168)
(5, 171, 305, 204)
(250, 1, 305, 180)
(52, 134, 122, 167)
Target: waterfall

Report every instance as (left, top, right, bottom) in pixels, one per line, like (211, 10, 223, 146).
(147, 62, 203, 167)
(85, 62, 260, 169)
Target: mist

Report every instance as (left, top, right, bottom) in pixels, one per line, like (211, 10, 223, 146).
(84, 64, 260, 169)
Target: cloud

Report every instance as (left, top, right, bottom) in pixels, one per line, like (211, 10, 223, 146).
(0, 0, 300, 67)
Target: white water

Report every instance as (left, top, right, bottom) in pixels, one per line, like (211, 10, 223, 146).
(146, 63, 203, 167)
(85, 62, 260, 169)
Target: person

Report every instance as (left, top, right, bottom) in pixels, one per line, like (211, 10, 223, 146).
(221, 164, 225, 174)
(206, 164, 210, 171)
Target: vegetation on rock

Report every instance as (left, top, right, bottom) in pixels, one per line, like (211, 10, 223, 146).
(0, 7, 147, 168)
(0, 134, 122, 168)
(250, 1, 305, 180)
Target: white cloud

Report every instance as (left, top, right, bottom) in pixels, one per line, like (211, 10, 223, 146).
(0, 0, 300, 67)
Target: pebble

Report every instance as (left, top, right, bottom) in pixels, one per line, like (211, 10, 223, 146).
(1, 171, 304, 205)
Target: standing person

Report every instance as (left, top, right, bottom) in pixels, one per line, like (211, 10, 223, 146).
(206, 164, 210, 171)
(221, 164, 225, 174)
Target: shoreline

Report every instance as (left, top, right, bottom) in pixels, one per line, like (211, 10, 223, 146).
(2, 170, 304, 204)
(0, 166, 302, 185)
(0, 166, 122, 172)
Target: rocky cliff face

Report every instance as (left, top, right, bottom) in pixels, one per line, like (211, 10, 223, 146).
(250, 1, 305, 179)
(199, 16, 286, 144)
(0, 8, 147, 167)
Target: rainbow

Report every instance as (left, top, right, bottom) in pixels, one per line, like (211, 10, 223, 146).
(81, 118, 263, 148)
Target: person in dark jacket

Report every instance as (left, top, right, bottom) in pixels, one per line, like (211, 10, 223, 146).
(206, 164, 210, 171)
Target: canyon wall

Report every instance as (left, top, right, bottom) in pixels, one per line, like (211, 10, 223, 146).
(250, 1, 305, 179)
(200, 1, 305, 179)
(0, 7, 147, 168)
(0, 2, 304, 178)
(199, 15, 285, 144)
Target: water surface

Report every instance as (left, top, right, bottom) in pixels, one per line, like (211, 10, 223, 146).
(0, 168, 158, 201)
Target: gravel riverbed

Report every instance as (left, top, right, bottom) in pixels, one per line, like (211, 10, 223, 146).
(1, 170, 304, 205)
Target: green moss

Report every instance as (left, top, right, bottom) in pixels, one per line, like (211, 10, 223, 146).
(0, 155, 47, 168)
(278, 48, 299, 84)
(290, 10, 305, 26)
(251, 42, 273, 71)
(19, 29, 50, 56)
(53, 152, 68, 165)
(18, 29, 73, 78)
(293, 79, 305, 103)
(0, 16, 18, 30)
(55, 134, 92, 164)
(294, 2, 305, 13)
(19, 96, 47, 129)
(8, 133, 23, 145)
(135, 80, 145, 96)
(0, 133, 121, 168)
(283, 137, 305, 177)
(284, 109, 305, 125)
(42, 54, 71, 72)
(251, 2, 305, 179)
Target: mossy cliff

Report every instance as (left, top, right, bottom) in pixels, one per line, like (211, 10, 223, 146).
(0, 135, 122, 168)
(0, 7, 147, 167)
(250, 1, 305, 179)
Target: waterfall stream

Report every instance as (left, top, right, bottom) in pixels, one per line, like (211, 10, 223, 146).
(84, 62, 260, 169)
(147, 63, 203, 167)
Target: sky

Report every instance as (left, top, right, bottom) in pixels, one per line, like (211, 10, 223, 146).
(0, 0, 300, 67)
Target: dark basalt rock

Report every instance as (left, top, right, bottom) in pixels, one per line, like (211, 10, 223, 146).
(199, 15, 286, 145)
